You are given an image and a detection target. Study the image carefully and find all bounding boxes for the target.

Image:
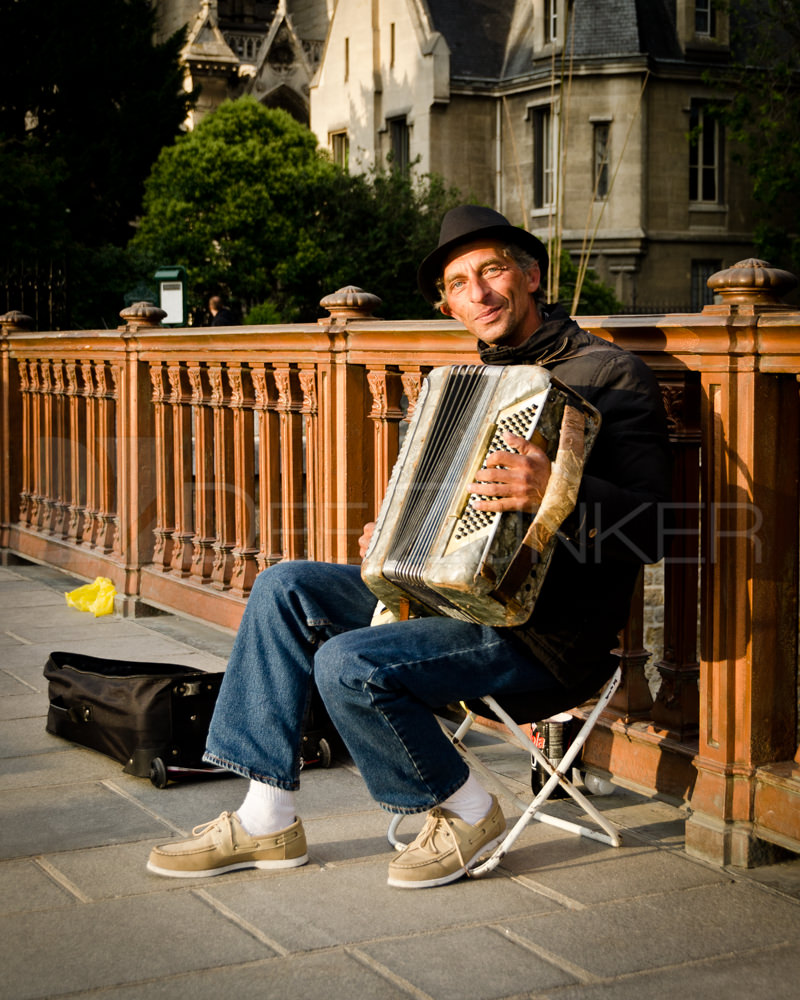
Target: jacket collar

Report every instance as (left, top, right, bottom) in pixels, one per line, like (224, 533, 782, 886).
(477, 303, 589, 368)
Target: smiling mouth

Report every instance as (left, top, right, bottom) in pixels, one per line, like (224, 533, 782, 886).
(477, 306, 503, 323)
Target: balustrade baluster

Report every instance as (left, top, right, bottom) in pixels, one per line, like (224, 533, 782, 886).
(228, 364, 258, 595)
(188, 364, 215, 582)
(652, 374, 702, 737)
(64, 361, 86, 541)
(51, 362, 70, 538)
(39, 361, 58, 533)
(274, 365, 305, 560)
(366, 367, 404, 512)
(17, 361, 33, 526)
(299, 367, 320, 561)
(149, 362, 175, 570)
(608, 569, 654, 720)
(251, 366, 282, 569)
(29, 361, 45, 529)
(208, 364, 235, 589)
(400, 369, 424, 422)
(93, 362, 118, 553)
(80, 360, 99, 548)
(167, 363, 194, 576)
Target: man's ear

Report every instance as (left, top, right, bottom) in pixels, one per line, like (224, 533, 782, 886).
(526, 263, 541, 294)
(439, 302, 452, 317)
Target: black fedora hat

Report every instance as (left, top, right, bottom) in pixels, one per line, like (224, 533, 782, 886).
(417, 205, 549, 304)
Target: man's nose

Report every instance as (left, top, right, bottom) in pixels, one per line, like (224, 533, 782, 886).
(467, 273, 492, 302)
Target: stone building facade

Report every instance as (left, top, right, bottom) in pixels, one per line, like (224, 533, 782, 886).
(155, 0, 762, 314)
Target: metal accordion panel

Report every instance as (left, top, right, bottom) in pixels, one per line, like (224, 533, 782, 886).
(361, 364, 600, 626)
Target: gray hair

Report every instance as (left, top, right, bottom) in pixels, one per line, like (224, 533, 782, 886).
(434, 244, 545, 312)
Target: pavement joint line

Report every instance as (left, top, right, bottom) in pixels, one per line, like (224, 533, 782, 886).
(346, 945, 436, 1000)
(508, 872, 588, 910)
(2, 667, 39, 691)
(99, 778, 189, 836)
(553, 937, 800, 987)
(3, 630, 33, 644)
(192, 887, 291, 956)
(489, 922, 600, 984)
(33, 855, 93, 903)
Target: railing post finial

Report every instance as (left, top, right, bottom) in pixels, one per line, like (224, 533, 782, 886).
(705, 258, 798, 314)
(119, 300, 167, 331)
(319, 286, 382, 324)
(0, 310, 34, 334)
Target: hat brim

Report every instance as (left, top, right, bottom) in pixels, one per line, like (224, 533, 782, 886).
(417, 224, 550, 304)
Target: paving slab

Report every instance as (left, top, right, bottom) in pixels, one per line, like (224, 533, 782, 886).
(360, 923, 579, 999)
(504, 880, 800, 979)
(0, 858, 79, 913)
(0, 891, 277, 1000)
(550, 942, 800, 1000)
(0, 781, 174, 859)
(62, 950, 420, 1000)
(205, 859, 562, 953)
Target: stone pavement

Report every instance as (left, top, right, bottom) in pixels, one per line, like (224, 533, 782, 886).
(2, 556, 800, 1000)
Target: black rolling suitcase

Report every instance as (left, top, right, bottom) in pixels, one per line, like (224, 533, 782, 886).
(44, 651, 336, 787)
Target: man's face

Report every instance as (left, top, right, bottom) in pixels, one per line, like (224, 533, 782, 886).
(439, 241, 541, 348)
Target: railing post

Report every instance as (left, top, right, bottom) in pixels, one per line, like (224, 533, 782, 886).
(0, 312, 31, 551)
(685, 260, 800, 866)
(319, 287, 381, 563)
(117, 302, 163, 604)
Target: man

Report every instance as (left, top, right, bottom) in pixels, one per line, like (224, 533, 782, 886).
(147, 206, 671, 888)
(208, 295, 236, 326)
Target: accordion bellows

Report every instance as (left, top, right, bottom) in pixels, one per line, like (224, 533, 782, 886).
(362, 364, 600, 627)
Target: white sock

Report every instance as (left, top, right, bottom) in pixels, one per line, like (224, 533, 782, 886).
(439, 772, 493, 826)
(236, 780, 297, 835)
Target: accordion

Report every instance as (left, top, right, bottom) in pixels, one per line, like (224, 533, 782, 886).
(361, 364, 600, 627)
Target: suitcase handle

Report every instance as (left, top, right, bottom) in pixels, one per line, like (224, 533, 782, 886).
(50, 698, 92, 724)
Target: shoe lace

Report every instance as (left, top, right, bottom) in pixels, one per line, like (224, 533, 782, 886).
(191, 811, 231, 838)
(412, 808, 470, 876)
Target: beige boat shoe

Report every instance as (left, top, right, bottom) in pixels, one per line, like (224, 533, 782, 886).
(147, 811, 308, 878)
(387, 795, 505, 889)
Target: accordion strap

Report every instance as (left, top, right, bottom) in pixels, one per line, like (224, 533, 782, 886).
(490, 403, 586, 606)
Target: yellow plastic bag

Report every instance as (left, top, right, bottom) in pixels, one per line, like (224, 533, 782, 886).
(65, 576, 117, 617)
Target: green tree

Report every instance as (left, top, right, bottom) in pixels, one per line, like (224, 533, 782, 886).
(133, 98, 462, 321)
(555, 250, 623, 315)
(0, 0, 193, 327)
(711, 1, 800, 270)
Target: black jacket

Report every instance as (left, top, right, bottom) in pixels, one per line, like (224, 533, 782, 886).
(479, 304, 672, 696)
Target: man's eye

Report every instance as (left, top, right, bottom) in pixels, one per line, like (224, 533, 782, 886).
(449, 279, 465, 291)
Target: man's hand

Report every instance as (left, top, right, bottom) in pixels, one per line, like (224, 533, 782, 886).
(359, 521, 376, 559)
(468, 432, 551, 512)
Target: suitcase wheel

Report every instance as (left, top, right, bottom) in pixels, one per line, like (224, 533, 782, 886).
(318, 737, 332, 768)
(149, 757, 169, 788)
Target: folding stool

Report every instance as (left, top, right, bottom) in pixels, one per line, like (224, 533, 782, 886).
(387, 664, 622, 877)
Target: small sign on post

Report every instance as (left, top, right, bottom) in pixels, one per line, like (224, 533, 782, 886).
(154, 266, 187, 326)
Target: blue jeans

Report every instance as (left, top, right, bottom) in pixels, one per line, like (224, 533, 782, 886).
(204, 560, 564, 814)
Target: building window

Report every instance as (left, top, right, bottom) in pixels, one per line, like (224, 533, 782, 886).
(330, 131, 349, 169)
(544, 0, 558, 42)
(593, 122, 610, 200)
(691, 260, 721, 310)
(695, 0, 716, 36)
(389, 116, 410, 171)
(533, 106, 554, 209)
(689, 100, 724, 203)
